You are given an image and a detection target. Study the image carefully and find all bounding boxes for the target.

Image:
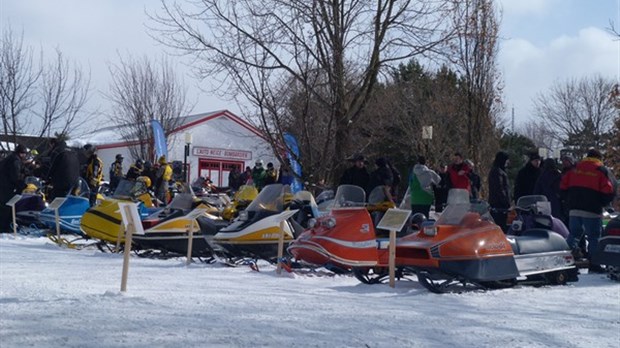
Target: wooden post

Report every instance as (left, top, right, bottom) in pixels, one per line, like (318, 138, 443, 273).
(120, 205, 134, 292)
(5, 195, 22, 236)
(11, 204, 17, 236)
(54, 207, 61, 243)
(186, 220, 195, 265)
(388, 229, 397, 288)
(276, 219, 285, 275)
(115, 222, 124, 253)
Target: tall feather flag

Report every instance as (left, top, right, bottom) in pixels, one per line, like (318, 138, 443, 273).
(151, 119, 168, 160)
(283, 132, 303, 194)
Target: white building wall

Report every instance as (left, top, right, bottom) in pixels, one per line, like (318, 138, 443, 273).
(89, 114, 278, 185)
(168, 115, 278, 186)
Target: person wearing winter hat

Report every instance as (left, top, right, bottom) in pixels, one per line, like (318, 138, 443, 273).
(560, 148, 615, 273)
(155, 155, 173, 206)
(109, 154, 124, 192)
(0, 144, 28, 232)
(339, 154, 370, 191)
(488, 151, 511, 232)
(513, 152, 541, 203)
(84, 145, 103, 206)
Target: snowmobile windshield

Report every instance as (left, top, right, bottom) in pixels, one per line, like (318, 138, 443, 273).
(368, 186, 388, 205)
(168, 193, 195, 211)
(24, 176, 42, 189)
(113, 179, 136, 199)
(71, 178, 90, 199)
(333, 185, 366, 208)
(399, 187, 411, 210)
(516, 195, 547, 211)
(245, 184, 289, 213)
(436, 202, 493, 226)
(234, 185, 259, 202)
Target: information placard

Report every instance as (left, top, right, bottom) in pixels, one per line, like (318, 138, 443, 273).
(118, 202, 144, 235)
(5, 195, 22, 207)
(377, 208, 412, 232)
(48, 198, 66, 211)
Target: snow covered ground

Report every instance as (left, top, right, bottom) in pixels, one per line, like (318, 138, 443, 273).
(1, 235, 618, 348)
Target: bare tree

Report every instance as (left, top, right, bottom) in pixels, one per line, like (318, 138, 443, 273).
(534, 75, 616, 155)
(0, 26, 40, 148)
(36, 48, 91, 139)
(518, 119, 557, 152)
(107, 55, 190, 161)
(0, 25, 91, 150)
(449, 0, 503, 176)
(150, 0, 457, 183)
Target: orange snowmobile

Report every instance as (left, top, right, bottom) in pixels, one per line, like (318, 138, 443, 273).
(290, 188, 578, 292)
(287, 185, 397, 273)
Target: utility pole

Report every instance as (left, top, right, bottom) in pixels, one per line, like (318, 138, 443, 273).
(511, 106, 515, 133)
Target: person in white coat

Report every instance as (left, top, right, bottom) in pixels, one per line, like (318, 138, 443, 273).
(409, 156, 441, 217)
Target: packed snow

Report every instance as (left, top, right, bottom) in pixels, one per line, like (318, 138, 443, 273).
(1, 235, 618, 348)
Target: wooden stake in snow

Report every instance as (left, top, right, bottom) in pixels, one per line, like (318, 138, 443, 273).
(185, 208, 208, 265)
(5, 195, 22, 236)
(47, 198, 66, 244)
(376, 208, 411, 288)
(272, 209, 299, 275)
(118, 202, 144, 292)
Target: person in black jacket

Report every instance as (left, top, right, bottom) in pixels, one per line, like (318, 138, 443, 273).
(533, 158, 562, 218)
(513, 152, 541, 203)
(368, 157, 394, 203)
(432, 163, 450, 213)
(488, 151, 511, 232)
(0, 145, 28, 232)
(47, 139, 80, 200)
(339, 154, 370, 192)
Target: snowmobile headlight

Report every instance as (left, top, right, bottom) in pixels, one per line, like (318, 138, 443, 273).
(323, 217, 337, 229)
(423, 226, 437, 236)
(307, 218, 317, 229)
(238, 210, 249, 221)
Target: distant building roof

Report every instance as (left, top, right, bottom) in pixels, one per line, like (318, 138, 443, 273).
(68, 110, 263, 148)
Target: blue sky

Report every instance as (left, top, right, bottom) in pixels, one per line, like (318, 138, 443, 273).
(2, 0, 619, 132)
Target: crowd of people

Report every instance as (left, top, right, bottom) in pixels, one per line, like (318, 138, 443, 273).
(0, 140, 179, 232)
(227, 159, 295, 193)
(337, 149, 617, 273)
(1, 139, 618, 274)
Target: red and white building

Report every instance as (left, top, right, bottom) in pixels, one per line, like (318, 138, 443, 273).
(71, 110, 278, 187)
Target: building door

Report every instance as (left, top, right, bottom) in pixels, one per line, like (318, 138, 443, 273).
(198, 159, 244, 187)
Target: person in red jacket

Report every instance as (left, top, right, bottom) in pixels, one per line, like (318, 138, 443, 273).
(447, 152, 472, 192)
(560, 148, 615, 273)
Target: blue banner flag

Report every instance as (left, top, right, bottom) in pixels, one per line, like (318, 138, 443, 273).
(151, 119, 168, 160)
(283, 132, 303, 194)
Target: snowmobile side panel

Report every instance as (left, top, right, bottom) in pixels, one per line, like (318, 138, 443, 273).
(591, 236, 620, 267)
(439, 255, 519, 282)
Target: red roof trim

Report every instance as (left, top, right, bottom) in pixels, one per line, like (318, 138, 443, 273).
(172, 110, 268, 141)
(93, 110, 269, 149)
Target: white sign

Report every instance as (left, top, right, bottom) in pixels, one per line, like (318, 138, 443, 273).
(118, 202, 144, 235)
(192, 146, 252, 160)
(377, 208, 412, 232)
(422, 126, 433, 140)
(538, 147, 548, 158)
(5, 195, 22, 207)
(48, 198, 66, 211)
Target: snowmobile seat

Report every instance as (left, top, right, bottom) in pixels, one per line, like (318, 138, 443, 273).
(511, 228, 569, 255)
